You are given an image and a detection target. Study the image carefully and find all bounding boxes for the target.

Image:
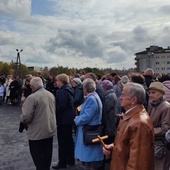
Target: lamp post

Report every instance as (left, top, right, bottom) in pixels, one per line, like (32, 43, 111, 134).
(15, 49, 23, 76)
(148, 52, 154, 68)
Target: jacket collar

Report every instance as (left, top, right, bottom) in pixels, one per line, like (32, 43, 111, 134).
(123, 104, 144, 121)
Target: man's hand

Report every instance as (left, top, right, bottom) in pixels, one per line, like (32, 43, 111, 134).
(103, 143, 114, 157)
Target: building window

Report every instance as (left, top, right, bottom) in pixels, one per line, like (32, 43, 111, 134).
(156, 62, 159, 65)
(167, 67, 170, 70)
(167, 61, 170, 64)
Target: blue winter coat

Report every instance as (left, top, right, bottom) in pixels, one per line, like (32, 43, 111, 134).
(74, 92, 104, 162)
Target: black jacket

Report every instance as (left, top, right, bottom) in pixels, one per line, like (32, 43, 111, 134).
(56, 83, 75, 125)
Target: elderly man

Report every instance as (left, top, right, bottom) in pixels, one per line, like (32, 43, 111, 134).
(143, 68, 155, 88)
(21, 77, 56, 170)
(103, 82, 154, 170)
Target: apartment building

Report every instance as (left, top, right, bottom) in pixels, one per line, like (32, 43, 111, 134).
(135, 45, 170, 74)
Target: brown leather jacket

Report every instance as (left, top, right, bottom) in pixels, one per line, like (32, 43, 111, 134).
(110, 105, 154, 170)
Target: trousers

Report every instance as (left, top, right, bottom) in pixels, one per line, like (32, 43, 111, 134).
(57, 125, 75, 166)
(29, 137, 53, 170)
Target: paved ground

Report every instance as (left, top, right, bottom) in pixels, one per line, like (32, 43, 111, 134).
(0, 104, 86, 170)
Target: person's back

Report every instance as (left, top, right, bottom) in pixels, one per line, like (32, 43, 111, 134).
(75, 78, 104, 170)
(22, 87, 56, 140)
(101, 80, 119, 142)
(103, 89, 118, 138)
(21, 77, 56, 170)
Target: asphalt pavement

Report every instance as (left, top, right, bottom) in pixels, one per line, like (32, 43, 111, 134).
(0, 103, 85, 170)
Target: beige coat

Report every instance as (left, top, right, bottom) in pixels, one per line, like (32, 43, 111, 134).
(21, 87, 56, 140)
(148, 101, 170, 170)
(110, 105, 154, 170)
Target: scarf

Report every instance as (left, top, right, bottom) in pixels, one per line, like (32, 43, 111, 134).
(150, 97, 164, 107)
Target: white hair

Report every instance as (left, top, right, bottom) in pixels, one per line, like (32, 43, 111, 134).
(144, 68, 154, 76)
(124, 82, 146, 104)
(83, 78, 96, 93)
(30, 77, 43, 90)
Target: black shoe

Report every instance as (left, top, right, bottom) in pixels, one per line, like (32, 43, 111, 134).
(67, 160, 75, 167)
(52, 164, 66, 169)
(67, 163, 75, 167)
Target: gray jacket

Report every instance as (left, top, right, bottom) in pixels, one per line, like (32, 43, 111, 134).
(21, 87, 56, 140)
(103, 89, 118, 136)
(148, 100, 170, 140)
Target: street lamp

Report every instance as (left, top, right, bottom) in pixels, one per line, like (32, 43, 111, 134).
(148, 52, 154, 68)
(15, 49, 23, 76)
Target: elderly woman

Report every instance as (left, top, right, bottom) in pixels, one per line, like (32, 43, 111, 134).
(75, 78, 104, 170)
(147, 82, 170, 170)
(101, 79, 119, 143)
(52, 73, 75, 169)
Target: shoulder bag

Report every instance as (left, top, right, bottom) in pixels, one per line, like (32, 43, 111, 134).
(83, 95, 102, 145)
(83, 124, 102, 145)
(154, 140, 165, 159)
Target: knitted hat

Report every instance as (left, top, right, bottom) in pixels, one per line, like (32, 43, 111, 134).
(147, 82, 165, 94)
(73, 78, 82, 85)
(101, 80, 113, 90)
(121, 75, 129, 84)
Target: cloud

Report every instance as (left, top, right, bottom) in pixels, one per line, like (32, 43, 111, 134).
(0, 0, 170, 70)
(45, 30, 104, 58)
(0, 31, 19, 45)
(0, 0, 31, 18)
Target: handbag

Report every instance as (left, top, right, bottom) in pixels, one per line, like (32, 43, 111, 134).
(83, 124, 102, 145)
(83, 94, 102, 145)
(154, 140, 165, 159)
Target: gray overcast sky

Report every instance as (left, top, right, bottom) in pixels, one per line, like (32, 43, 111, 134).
(0, 0, 170, 69)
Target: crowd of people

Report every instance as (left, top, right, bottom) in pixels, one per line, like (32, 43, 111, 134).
(0, 68, 170, 170)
